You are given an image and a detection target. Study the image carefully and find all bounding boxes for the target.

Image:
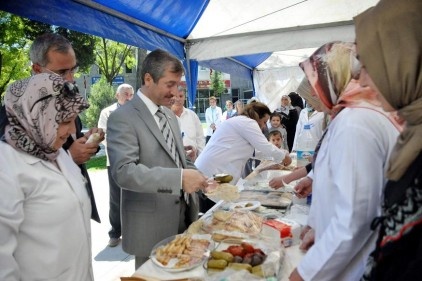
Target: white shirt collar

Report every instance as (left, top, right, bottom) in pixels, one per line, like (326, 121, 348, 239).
(137, 89, 160, 116)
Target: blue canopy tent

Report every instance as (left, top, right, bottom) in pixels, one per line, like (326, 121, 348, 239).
(0, 0, 379, 107)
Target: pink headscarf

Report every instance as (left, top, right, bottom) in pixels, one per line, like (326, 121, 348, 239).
(4, 73, 89, 161)
(300, 41, 403, 130)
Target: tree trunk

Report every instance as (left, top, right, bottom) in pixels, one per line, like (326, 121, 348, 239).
(136, 48, 147, 90)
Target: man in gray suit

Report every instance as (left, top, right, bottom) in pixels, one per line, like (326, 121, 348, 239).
(107, 49, 209, 269)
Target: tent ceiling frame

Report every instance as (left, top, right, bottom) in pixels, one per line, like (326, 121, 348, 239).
(188, 20, 355, 60)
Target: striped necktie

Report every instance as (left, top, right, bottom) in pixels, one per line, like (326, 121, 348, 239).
(156, 108, 180, 167)
(156, 108, 189, 204)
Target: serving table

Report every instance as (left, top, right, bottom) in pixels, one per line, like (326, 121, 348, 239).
(131, 170, 307, 281)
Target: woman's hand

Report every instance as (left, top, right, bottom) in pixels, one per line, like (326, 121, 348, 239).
(294, 177, 313, 198)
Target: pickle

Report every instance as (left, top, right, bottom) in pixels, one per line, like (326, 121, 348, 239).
(207, 259, 228, 269)
(214, 173, 233, 183)
(228, 262, 252, 272)
(211, 251, 234, 262)
(252, 265, 265, 277)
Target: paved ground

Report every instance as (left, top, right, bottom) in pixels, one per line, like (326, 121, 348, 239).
(89, 169, 135, 281)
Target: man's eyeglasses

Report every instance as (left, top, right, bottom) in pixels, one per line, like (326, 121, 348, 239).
(30, 81, 80, 112)
(42, 65, 79, 78)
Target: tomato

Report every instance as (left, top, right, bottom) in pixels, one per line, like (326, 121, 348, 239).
(241, 242, 255, 254)
(226, 245, 245, 257)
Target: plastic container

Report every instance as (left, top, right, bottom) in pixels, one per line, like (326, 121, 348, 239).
(295, 124, 318, 167)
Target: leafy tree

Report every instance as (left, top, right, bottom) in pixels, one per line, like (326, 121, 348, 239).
(80, 77, 115, 128)
(95, 37, 135, 85)
(209, 70, 226, 96)
(0, 12, 31, 100)
(0, 12, 96, 102)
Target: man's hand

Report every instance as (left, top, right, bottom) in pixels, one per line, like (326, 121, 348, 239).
(294, 177, 313, 198)
(68, 137, 99, 165)
(182, 169, 208, 194)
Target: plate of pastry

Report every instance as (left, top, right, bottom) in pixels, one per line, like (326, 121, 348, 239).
(229, 201, 261, 211)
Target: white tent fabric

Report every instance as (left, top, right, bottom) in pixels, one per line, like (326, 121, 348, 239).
(188, 0, 379, 60)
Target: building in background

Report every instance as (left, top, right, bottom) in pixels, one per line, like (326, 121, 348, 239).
(75, 64, 253, 121)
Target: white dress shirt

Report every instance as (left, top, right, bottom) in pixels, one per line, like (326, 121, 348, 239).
(177, 107, 205, 154)
(297, 107, 399, 281)
(98, 102, 119, 165)
(195, 116, 287, 183)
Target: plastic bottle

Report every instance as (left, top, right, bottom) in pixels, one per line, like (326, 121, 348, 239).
(295, 124, 318, 167)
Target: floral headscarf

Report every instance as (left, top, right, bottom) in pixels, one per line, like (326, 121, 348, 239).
(299, 41, 402, 130)
(4, 73, 89, 161)
(355, 0, 422, 181)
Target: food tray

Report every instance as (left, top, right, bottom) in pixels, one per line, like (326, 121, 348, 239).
(238, 190, 292, 209)
(150, 234, 213, 272)
(229, 200, 261, 211)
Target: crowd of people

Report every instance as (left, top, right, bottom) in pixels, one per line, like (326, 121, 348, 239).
(1, 0, 421, 280)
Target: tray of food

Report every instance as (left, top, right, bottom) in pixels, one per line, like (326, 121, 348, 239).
(150, 234, 213, 272)
(229, 200, 261, 211)
(238, 190, 292, 209)
(204, 238, 282, 279)
(205, 182, 240, 202)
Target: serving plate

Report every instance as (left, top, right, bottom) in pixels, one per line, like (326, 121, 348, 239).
(229, 200, 261, 211)
(150, 234, 213, 272)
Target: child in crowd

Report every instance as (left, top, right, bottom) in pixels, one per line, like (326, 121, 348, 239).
(268, 113, 288, 150)
(268, 130, 284, 150)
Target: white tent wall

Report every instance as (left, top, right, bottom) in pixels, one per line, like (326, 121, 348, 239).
(253, 67, 305, 112)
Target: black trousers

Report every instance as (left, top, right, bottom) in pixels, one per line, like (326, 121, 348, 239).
(107, 167, 121, 239)
(198, 192, 216, 213)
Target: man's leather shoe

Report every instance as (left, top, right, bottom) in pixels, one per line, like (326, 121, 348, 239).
(108, 237, 120, 247)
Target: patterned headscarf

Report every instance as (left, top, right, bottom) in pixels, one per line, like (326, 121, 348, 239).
(300, 41, 403, 168)
(4, 73, 89, 161)
(355, 0, 422, 181)
(299, 41, 402, 130)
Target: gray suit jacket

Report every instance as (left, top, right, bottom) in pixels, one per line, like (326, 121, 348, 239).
(107, 94, 199, 257)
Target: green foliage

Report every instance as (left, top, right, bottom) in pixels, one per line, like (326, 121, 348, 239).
(0, 12, 96, 101)
(209, 70, 225, 96)
(95, 37, 135, 85)
(81, 77, 115, 128)
(86, 155, 107, 171)
(0, 12, 32, 100)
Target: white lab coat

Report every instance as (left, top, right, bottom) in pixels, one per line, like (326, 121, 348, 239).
(205, 106, 222, 136)
(297, 108, 399, 281)
(0, 142, 93, 281)
(292, 108, 325, 151)
(195, 115, 287, 183)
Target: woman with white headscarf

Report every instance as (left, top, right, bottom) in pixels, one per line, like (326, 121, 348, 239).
(0, 73, 93, 280)
(355, 0, 422, 280)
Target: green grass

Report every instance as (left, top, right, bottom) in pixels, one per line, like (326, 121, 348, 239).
(86, 155, 107, 171)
